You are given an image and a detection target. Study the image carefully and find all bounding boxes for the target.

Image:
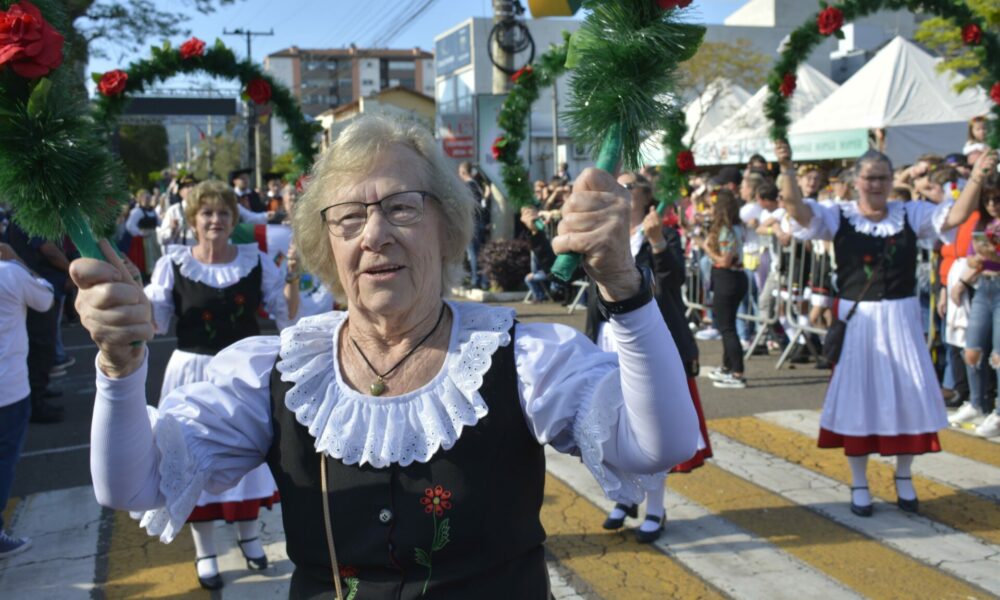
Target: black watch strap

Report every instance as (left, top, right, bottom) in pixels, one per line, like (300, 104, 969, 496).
(596, 267, 654, 320)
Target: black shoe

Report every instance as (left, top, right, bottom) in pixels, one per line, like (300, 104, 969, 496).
(602, 503, 638, 530)
(815, 357, 833, 370)
(195, 555, 224, 590)
(850, 486, 873, 517)
(943, 394, 966, 409)
(634, 514, 664, 544)
(789, 346, 812, 364)
(894, 476, 919, 513)
(30, 403, 64, 424)
(752, 345, 769, 356)
(43, 387, 64, 399)
(237, 537, 268, 570)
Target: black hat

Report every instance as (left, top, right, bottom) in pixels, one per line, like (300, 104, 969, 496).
(229, 168, 252, 184)
(177, 174, 198, 188)
(263, 172, 285, 184)
(711, 166, 742, 187)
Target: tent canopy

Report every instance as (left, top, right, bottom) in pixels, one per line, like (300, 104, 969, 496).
(683, 79, 752, 146)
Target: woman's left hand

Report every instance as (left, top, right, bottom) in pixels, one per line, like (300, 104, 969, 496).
(552, 167, 640, 301)
(642, 207, 665, 245)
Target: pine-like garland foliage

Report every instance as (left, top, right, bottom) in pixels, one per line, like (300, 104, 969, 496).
(766, 0, 999, 148)
(564, 0, 704, 171)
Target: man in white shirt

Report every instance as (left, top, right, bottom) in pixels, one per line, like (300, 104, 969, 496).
(0, 242, 54, 559)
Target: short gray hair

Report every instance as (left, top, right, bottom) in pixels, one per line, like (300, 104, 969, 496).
(293, 114, 475, 296)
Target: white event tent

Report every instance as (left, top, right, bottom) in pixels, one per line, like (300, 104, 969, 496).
(683, 79, 752, 146)
(791, 36, 993, 166)
(693, 63, 840, 166)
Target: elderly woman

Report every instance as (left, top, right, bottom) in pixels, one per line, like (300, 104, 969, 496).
(143, 180, 300, 589)
(776, 140, 998, 517)
(71, 115, 697, 599)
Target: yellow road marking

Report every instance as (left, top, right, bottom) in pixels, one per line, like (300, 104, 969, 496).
(104, 510, 205, 599)
(710, 417, 1000, 547)
(670, 463, 989, 600)
(938, 428, 1000, 469)
(542, 473, 725, 600)
(2, 496, 18, 531)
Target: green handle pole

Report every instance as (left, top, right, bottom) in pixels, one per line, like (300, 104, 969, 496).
(550, 123, 623, 281)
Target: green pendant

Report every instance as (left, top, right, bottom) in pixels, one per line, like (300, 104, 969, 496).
(370, 377, 386, 396)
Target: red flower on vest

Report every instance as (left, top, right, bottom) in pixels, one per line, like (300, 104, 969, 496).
(420, 485, 453, 517)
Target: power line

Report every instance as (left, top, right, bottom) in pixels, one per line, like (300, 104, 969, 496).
(371, 0, 440, 48)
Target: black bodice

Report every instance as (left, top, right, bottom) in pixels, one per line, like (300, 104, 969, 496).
(265, 324, 550, 599)
(171, 257, 262, 355)
(834, 206, 917, 301)
(137, 208, 158, 229)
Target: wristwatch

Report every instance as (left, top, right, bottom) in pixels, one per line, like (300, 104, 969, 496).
(596, 266, 654, 319)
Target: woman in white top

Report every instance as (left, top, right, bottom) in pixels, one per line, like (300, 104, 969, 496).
(125, 189, 161, 282)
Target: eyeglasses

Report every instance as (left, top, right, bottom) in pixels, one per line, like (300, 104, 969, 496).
(320, 191, 431, 238)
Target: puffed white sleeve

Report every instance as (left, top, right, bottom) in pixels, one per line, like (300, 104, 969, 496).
(516, 300, 699, 504)
(906, 199, 956, 243)
(259, 251, 291, 329)
(156, 205, 179, 246)
(239, 204, 268, 224)
(789, 199, 840, 241)
(90, 337, 277, 543)
(125, 207, 144, 237)
(144, 254, 176, 335)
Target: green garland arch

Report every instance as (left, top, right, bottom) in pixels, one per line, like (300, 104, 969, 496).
(93, 37, 322, 176)
(766, 0, 1000, 149)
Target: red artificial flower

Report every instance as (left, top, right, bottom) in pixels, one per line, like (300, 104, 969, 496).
(201, 310, 213, 321)
(862, 255, 873, 265)
(0, 0, 64, 79)
(991, 82, 1000, 105)
(338, 565, 359, 579)
(179, 36, 206, 59)
(245, 78, 272, 105)
(233, 293, 246, 306)
(420, 485, 453, 517)
(491, 136, 506, 160)
(98, 70, 128, 96)
(295, 174, 310, 193)
(657, 0, 693, 10)
(511, 65, 533, 83)
(816, 6, 844, 36)
(962, 24, 982, 45)
(676, 150, 696, 172)
(780, 72, 797, 98)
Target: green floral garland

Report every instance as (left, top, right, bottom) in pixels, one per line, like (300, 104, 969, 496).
(93, 38, 322, 176)
(493, 35, 570, 209)
(766, 0, 1000, 148)
(656, 112, 696, 208)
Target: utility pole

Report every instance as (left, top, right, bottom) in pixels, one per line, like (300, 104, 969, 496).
(491, 0, 514, 94)
(551, 79, 559, 177)
(224, 28, 274, 190)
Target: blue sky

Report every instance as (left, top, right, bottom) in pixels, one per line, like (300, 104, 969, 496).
(87, 0, 748, 88)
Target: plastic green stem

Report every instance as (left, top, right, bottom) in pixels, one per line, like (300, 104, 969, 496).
(550, 123, 623, 281)
(62, 205, 104, 260)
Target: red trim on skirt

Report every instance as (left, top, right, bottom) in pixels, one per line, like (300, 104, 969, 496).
(187, 492, 281, 523)
(126, 236, 146, 275)
(818, 428, 942, 456)
(672, 377, 713, 473)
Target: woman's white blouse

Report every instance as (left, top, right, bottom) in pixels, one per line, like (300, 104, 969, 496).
(125, 207, 158, 237)
(92, 299, 696, 543)
(790, 198, 955, 242)
(144, 244, 291, 331)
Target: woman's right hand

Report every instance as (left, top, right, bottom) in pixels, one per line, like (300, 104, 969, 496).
(774, 139, 793, 170)
(70, 240, 153, 378)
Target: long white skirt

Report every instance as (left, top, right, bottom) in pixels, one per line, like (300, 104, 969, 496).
(823, 297, 947, 437)
(159, 350, 278, 507)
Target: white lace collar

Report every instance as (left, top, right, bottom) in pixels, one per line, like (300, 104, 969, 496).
(275, 300, 515, 468)
(165, 244, 260, 287)
(841, 200, 904, 238)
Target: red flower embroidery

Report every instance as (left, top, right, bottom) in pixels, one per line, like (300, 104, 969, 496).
(0, 0, 64, 79)
(816, 6, 844, 36)
(491, 136, 506, 160)
(201, 310, 213, 321)
(97, 69, 128, 96)
(420, 485, 453, 517)
(233, 293, 246, 306)
(676, 150, 696, 172)
(657, 0, 692, 10)
(780, 72, 797, 98)
(962, 24, 982, 46)
(338, 565, 359, 579)
(179, 36, 206, 59)
(245, 78, 272, 105)
(511, 65, 533, 83)
(862, 255, 874, 265)
(991, 82, 1000, 105)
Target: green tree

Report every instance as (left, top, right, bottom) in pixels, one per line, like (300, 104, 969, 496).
(118, 123, 169, 191)
(914, 0, 999, 93)
(190, 119, 243, 182)
(677, 39, 769, 142)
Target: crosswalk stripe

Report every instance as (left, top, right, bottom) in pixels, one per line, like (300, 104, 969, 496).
(758, 410, 1000, 504)
(545, 449, 864, 600)
(710, 416, 1000, 547)
(938, 428, 1000, 466)
(541, 467, 727, 600)
(706, 431, 1000, 597)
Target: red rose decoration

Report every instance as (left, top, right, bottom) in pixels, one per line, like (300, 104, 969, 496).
(511, 65, 533, 83)
(991, 82, 1000, 105)
(201, 310, 213, 321)
(817, 6, 844, 36)
(338, 565, 359, 579)
(676, 150, 696, 172)
(420, 485, 453, 517)
(657, 0, 693, 10)
(780, 72, 797, 98)
(0, 0, 65, 79)
(491, 136, 506, 160)
(98, 70, 128, 96)
(245, 78, 272, 105)
(862, 255, 873, 265)
(179, 36, 206, 59)
(233, 293, 246, 306)
(961, 24, 982, 45)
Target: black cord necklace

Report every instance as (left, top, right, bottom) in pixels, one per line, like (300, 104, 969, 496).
(349, 303, 448, 396)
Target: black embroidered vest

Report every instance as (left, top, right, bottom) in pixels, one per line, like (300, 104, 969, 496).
(834, 207, 917, 301)
(171, 257, 262, 355)
(137, 208, 158, 229)
(265, 324, 550, 599)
